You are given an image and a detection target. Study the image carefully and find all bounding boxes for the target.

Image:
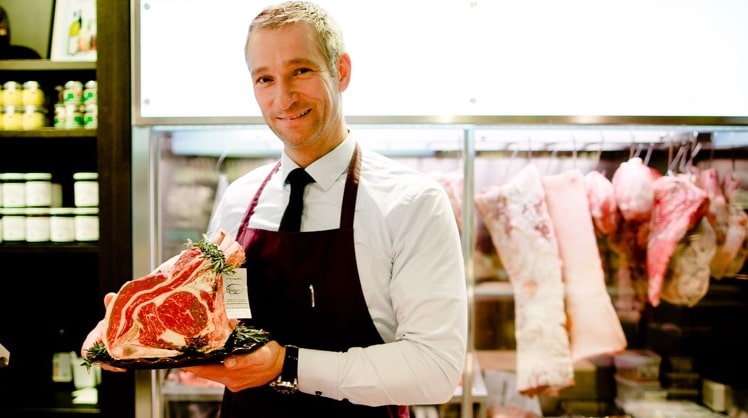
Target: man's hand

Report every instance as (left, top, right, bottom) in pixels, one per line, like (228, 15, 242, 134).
(80, 292, 126, 372)
(181, 340, 285, 392)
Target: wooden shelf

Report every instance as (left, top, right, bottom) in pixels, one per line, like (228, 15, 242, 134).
(0, 242, 98, 254)
(0, 60, 96, 71)
(0, 129, 96, 138)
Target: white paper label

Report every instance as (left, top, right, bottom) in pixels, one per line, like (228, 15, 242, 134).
(223, 268, 252, 319)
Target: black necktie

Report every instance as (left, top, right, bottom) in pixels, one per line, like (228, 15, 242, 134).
(279, 168, 315, 231)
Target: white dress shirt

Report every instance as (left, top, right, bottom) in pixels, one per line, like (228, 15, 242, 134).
(207, 133, 467, 406)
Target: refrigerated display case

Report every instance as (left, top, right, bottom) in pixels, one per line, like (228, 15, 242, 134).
(131, 121, 748, 418)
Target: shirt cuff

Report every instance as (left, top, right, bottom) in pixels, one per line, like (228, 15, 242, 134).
(297, 348, 341, 400)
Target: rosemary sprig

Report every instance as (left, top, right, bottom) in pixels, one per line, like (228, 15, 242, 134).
(187, 235, 235, 275)
(82, 341, 112, 370)
(227, 323, 271, 349)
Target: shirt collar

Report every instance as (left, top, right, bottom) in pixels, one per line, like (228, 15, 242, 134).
(280, 132, 355, 191)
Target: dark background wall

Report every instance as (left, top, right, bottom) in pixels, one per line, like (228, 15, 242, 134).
(1, 0, 54, 58)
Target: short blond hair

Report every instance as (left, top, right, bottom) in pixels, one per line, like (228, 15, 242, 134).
(246, 1, 346, 77)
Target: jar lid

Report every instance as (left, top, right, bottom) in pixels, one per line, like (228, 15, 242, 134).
(3, 105, 22, 113)
(25, 207, 50, 215)
(22, 81, 41, 89)
(23, 105, 47, 113)
(0, 207, 25, 215)
(73, 172, 98, 180)
(24, 172, 52, 180)
(1, 172, 26, 180)
(74, 207, 99, 215)
(50, 207, 76, 215)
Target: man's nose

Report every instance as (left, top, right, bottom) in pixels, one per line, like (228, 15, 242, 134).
(276, 79, 298, 109)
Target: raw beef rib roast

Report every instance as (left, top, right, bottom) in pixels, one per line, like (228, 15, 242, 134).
(103, 230, 245, 360)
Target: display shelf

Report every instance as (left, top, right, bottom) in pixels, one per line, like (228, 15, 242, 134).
(0, 407, 101, 418)
(0, 129, 96, 138)
(0, 60, 96, 72)
(0, 242, 98, 254)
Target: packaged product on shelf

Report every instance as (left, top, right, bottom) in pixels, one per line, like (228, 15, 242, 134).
(83, 80, 97, 103)
(64, 103, 84, 128)
(25, 207, 50, 242)
(21, 81, 45, 106)
(1, 172, 26, 207)
(84, 103, 97, 129)
(2, 81, 22, 106)
(63, 80, 83, 104)
(22, 105, 46, 130)
(3, 105, 23, 130)
(73, 172, 99, 207)
(24, 172, 52, 207)
(53, 102, 66, 128)
(1, 207, 25, 241)
(50, 207, 76, 242)
(74, 207, 98, 241)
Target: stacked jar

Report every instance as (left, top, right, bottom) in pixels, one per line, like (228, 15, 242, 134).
(1, 81, 47, 130)
(73, 172, 99, 241)
(3, 81, 23, 130)
(55, 80, 97, 129)
(82, 80, 98, 129)
(0, 172, 26, 242)
(59, 81, 84, 128)
(0, 172, 60, 242)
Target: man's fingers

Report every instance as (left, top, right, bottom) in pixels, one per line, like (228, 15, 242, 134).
(103, 292, 115, 308)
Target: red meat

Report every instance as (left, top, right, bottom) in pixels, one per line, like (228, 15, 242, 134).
(103, 230, 244, 359)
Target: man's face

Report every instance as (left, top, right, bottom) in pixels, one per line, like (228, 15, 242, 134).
(246, 23, 350, 154)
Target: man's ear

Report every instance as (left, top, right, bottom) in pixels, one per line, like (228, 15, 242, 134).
(337, 53, 352, 92)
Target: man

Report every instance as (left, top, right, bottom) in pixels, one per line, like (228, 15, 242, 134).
(83, 2, 467, 416)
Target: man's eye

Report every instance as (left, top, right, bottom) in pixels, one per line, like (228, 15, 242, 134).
(295, 68, 312, 75)
(256, 76, 271, 84)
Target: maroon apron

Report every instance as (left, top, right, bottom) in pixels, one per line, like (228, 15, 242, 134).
(222, 145, 409, 418)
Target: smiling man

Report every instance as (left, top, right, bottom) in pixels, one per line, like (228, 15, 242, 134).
(82, 2, 467, 417)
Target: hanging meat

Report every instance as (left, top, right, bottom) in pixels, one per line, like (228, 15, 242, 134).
(583, 170, 620, 237)
(542, 169, 627, 362)
(432, 169, 463, 231)
(611, 157, 660, 223)
(475, 164, 574, 397)
(647, 175, 708, 307)
(694, 168, 738, 279)
(607, 157, 660, 320)
(660, 217, 716, 307)
(719, 172, 748, 277)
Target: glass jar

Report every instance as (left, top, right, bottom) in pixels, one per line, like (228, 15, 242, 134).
(50, 207, 76, 242)
(54, 102, 66, 128)
(74, 207, 98, 241)
(83, 80, 97, 104)
(22, 81, 45, 106)
(3, 105, 23, 130)
(25, 172, 53, 207)
(22, 105, 46, 130)
(25, 207, 50, 242)
(1, 172, 26, 207)
(64, 103, 84, 128)
(63, 80, 83, 104)
(83, 103, 98, 129)
(1, 207, 26, 241)
(2, 81, 22, 106)
(73, 172, 99, 207)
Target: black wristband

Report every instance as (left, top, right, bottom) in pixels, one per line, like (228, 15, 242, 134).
(269, 345, 298, 395)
